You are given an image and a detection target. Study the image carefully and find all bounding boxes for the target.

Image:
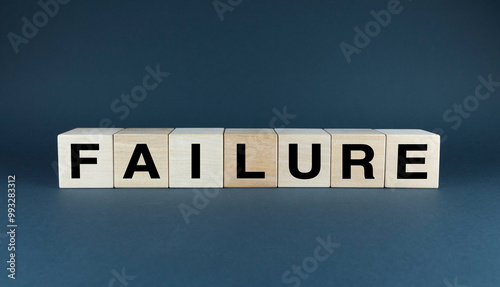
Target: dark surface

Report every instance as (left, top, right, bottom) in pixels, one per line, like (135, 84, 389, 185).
(1, 0, 499, 286)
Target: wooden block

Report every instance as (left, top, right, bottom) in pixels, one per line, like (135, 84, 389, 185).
(169, 128, 224, 188)
(376, 129, 440, 188)
(58, 128, 122, 188)
(325, 129, 386, 188)
(224, 129, 277, 187)
(114, 128, 173, 188)
(275, 129, 331, 187)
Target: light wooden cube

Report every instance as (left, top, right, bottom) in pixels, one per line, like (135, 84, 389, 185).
(376, 129, 440, 188)
(169, 128, 224, 188)
(325, 129, 386, 188)
(224, 129, 277, 187)
(58, 128, 123, 188)
(275, 129, 331, 187)
(114, 128, 173, 188)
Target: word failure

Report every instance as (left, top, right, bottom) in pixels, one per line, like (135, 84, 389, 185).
(57, 128, 440, 188)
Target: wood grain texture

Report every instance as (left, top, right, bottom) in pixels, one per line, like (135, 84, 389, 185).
(325, 129, 386, 188)
(58, 128, 123, 188)
(169, 128, 224, 188)
(114, 128, 173, 188)
(224, 129, 277, 187)
(376, 129, 440, 188)
(275, 129, 331, 187)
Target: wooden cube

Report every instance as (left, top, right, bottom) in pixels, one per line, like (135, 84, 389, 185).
(275, 129, 331, 187)
(58, 128, 122, 188)
(169, 128, 224, 188)
(325, 129, 386, 188)
(114, 128, 173, 188)
(376, 129, 440, 188)
(224, 129, 277, 187)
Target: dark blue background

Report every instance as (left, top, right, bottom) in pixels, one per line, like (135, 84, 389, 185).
(1, 0, 499, 286)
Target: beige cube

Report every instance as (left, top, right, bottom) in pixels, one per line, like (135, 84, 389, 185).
(376, 129, 440, 188)
(169, 128, 224, 188)
(224, 129, 277, 187)
(114, 128, 173, 188)
(325, 129, 386, 188)
(275, 129, 331, 187)
(58, 128, 122, 188)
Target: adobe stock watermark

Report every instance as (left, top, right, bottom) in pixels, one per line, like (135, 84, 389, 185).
(107, 268, 135, 287)
(269, 106, 297, 128)
(7, 0, 70, 54)
(281, 235, 340, 287)
(51, 64, 170, 176)
(433, 73, 499, 143)
(99, 64, 170, 128)
(179, 188, 220, 225)
(213, 0, 243, 22)
(339, 0, 406, 64)
(443, 277, 467, 287)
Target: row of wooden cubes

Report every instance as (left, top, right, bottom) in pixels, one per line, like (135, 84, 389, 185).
(58, 128, 440, 188)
